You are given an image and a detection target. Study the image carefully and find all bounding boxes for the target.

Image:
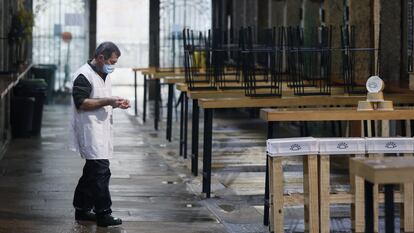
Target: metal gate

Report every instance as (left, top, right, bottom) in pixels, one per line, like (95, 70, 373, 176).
(32, 0, 89, 90)
(160, 0, 211, 68)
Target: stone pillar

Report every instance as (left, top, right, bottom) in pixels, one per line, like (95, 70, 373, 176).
(324, 0, 345, 80)
(285, 0, 302, 26)
(349, 0, 373, 83)
(324, 0, 344, 26)
(258, 0, 271, 28)
(149, 0, 160, 67)
(0, 0, 5, 70)
(246, 0, 258, 28)
(88, 0, 97, 59)
(406, 0, 414, 89)
(149, 0, 160, 99)
(232, 0, 245, 31)
(212, 0, 227, 29)
(379, 0, 402, 82)
(271, 0, 285, 27)
(231, 0, 257, 40)
(303, 0, 320, 46)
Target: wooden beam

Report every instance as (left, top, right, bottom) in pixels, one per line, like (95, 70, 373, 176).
(261, 108, 414, 122)
(270, 156, 284, 233)
(303, 155, 319, 233)
(403, 120, 414, 232)
(319, 155, 330, 233)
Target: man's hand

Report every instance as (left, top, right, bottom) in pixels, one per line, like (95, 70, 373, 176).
(110, 96, 130, 109)
(119, 99, 130, 109)
(79, 96, 130, 111)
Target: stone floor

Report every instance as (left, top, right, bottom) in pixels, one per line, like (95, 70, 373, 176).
(0, 91, 398, 232)
(0, 104, 230, 233)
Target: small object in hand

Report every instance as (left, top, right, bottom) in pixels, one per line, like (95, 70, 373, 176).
(121, 99, 130, 108)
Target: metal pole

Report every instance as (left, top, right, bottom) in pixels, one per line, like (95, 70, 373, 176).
(191, 99, 199, 176)
(143, 74, 147, 122)
(202, 108, 213, 198)
(264, 122, 274, 226)
(134, 71, 138, 116)
(384, 184, 395, 233)
(154, 78, 160, 130)
(179, 92, 184, 156)
(183, 92, 188, 158)
(166, 83, 173, 141)
(365, 180, 374, 233)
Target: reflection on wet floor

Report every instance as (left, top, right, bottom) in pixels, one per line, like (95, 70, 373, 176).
(72, 222, 127, 233)
(0, 96, 387, 232)
(0, 104, 227, 233)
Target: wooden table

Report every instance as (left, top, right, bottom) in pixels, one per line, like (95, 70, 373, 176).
(177, 81, 368, 166)
(175, 83, 254, 160)
(261, 107, 414, 232)
(196, 97, 369, 196)
(350, 157, 414, 233)
(132, 67, 185, 134)
(195, 95, 414, 190)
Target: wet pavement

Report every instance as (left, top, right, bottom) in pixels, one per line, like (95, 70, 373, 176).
(0, 104, 229, 233)
(0, 90, 380, 232)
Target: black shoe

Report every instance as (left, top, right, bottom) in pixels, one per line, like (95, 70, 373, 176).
(75, 210, 96, 222)
(97, 214, 122, 227)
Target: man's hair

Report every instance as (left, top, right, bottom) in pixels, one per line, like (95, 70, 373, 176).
(94, 42, 121, 59)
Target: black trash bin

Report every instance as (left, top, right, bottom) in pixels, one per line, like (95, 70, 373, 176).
(11, 97, 35, 138)
(31, 64, 57, 104)
(12, 79, 48, 136)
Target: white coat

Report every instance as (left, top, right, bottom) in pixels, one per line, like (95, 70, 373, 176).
(69, 63, 113, 159)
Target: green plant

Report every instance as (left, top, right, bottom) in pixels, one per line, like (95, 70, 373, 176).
(18, 9, 34, 39)
(8, 9, 34, 41)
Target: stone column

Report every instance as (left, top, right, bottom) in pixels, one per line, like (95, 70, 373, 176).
(24, 0, 33, 64)
(379, 0, 402, 82)
(258, 0, 271, 28)
(231, 0, 257, 40)
(149, 0, 160, 67)
(246, 0, 258, 29)
(0, 0, 4, 70)
(285, 0, 302, 26)
(232, 0, 245, 31)
(303, 0, 320, 47)
(407, 0, 414, 89)
(88, 0, 97, 59)
(271, 0, 285, 27)
(212, 0, 227, 30)
(149, 0, 160, 99)
(324, 0, 345, 80)
(349, 0, 373, 83)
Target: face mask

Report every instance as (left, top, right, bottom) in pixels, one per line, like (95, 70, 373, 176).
(103, 64, 114, 74)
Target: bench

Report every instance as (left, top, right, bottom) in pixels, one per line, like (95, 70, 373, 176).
(261, 107, 414, 232)
(268, 137, 414, 233)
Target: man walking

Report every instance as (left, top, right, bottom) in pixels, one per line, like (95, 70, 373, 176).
(70, 42, 129, 227)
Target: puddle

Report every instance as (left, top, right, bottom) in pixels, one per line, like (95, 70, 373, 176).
(219, 204, 235, 212)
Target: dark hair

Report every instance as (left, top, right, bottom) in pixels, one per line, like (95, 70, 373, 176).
(94, 41, 121, 59)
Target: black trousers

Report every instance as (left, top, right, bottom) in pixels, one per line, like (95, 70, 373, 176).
(73, 159, 112, 216)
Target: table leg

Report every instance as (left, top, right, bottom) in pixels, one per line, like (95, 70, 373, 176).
(166, 83, 173, 142)
(191, 99, 199, 176)
(365, 180, 374, 233)
(154, 79, 160, 130)
(264, 121, 274, 226)
(143, 74, 147, 123)
(183, 92, 188, 159)
(202, 108, 213, 198)
(179, 92, 184, 156)
(134, 71, 137, 116)
(384, 184, 395, 233)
